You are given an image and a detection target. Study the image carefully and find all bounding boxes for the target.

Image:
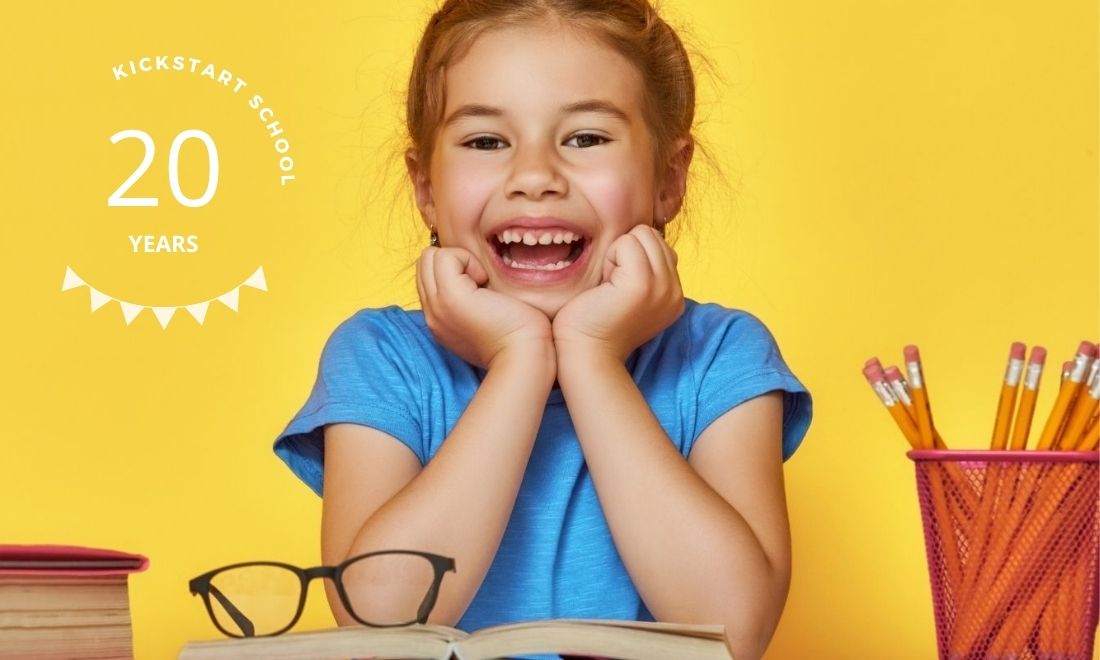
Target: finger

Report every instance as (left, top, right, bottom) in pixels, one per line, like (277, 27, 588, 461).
(415, 260, 428, 309)
(650, 222, 679, 272)
(465, 251, 490, 286)
(433, 248, 486, 300)
(604, 231, 653, 285)
(418, 246, 440, 301)
(656, 230, 681, 281)
(630, 225, 673, 281)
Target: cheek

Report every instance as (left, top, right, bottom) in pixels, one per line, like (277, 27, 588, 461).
(578, 168, 646, 229)
(436, 163, 495, 215)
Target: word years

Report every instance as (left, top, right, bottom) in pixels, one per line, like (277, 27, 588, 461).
(130, 235, 199, 253)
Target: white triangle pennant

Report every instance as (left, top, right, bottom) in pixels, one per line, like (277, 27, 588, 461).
(217, 288, 240, 312)
(62, 266, 85, 291)
(89, 288, 112, 312)
(185, 302, 209, 325)
(242, 266, 267, 291)
(151, 307, 176, 329)
(64, 265, 268, 326)
(119, 301, 144, 325)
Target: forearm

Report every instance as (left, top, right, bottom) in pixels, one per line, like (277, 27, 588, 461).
(557, 351, 786, 659)
(343, 346, 556, 626)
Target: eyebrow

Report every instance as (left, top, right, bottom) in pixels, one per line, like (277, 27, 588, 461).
(442, 99, 630, 127)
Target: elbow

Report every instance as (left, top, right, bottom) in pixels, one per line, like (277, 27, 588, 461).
(724, 629, 772, 660)
(722, 611, 783, 660)
(722, 563, 791, 660)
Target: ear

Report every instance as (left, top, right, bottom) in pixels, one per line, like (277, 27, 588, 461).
(405, 148, 437, 231)
(653, 136, 694, 223)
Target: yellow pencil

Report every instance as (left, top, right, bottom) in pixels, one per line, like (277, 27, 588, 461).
(1077, 412, 1099, 451)
(864, 360, 923, 449)
(1064, 366, 1099, 450)
(1008, 346, 1046, 450)
(1036, 341, 1096, 450)
(904, 345, 936, 450)
(990, 342, 1026, 450)
(885, 365, 949, 449)
(1054, 354, 1096, 447)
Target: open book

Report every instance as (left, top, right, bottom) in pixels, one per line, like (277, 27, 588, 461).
(178, 618, 734, 660)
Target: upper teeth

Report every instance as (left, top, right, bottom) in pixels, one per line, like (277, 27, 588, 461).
(496, 230, 582, 245)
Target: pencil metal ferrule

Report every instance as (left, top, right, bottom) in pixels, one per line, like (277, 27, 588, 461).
(889, 379, 913, 406)
(873, 380, 898, 407)
(906, 361, 924, 389)
(1023, 362, 1043, 390)
(1004, 358, 1024, 386)
(1084, 359, 1100, 391)
(1069, 353, 1092, 382)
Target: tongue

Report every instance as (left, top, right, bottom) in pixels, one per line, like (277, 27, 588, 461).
(508, 242, 573, 266)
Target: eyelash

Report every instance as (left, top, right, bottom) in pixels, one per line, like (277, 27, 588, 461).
(462, 133, 610, 150)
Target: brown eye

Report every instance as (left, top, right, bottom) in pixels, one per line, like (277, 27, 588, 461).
(464, 136, 506, 150)
(567, 133, 609, 148)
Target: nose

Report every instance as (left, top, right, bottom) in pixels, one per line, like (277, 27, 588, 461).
(506, 142, 567, 200)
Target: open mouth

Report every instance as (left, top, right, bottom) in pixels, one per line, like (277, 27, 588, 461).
(490, 229, 587, 272)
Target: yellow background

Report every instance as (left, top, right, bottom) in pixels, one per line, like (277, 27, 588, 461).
(1, 1, 1096, 658)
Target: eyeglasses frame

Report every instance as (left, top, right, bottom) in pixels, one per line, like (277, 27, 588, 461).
(188, 549, 457, 638)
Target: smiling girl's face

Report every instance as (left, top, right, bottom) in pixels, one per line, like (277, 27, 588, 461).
(407, 21, 682, 320)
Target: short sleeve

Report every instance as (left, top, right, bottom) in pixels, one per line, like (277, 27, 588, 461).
(273, 309, 426, 497)
(689, 306, 813, 462)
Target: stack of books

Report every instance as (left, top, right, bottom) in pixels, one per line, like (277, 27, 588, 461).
(0, 544, 148, 658)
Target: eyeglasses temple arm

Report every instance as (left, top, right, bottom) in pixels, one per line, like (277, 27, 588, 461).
(209, 584, 256, 637)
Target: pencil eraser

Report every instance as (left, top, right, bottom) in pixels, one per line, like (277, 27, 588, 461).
(903, 345, 920, 362)
(1079, 340, 1097, 357)
(1029, 346, 1047, 364)
(862, 363, 886, 383)
(864, 357, 882, 369)
(1010, 342, 1026, 360)
(884, 366, 903, 382)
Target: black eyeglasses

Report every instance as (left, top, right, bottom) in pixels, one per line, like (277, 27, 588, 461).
(188, 550, 456, 638)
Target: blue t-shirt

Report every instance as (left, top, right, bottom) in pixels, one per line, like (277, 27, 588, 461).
(273, 298, 813, 643)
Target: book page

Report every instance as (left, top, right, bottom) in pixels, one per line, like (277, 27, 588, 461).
(474, 618, 726, 640)
(454, 620, 732, 660)
(178, 624, 471, 660)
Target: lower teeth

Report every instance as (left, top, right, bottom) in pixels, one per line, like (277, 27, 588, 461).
(499, 239, 585, 270)
(504, 257, 573, 271)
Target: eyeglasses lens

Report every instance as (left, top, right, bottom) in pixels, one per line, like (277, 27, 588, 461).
(208, 564, 300, 637)
(342, 553, 438, 625)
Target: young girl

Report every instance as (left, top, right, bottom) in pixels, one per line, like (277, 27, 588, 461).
(274, 2, 813, 658)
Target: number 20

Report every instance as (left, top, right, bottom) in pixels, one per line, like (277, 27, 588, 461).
(108, 129, 219, 208)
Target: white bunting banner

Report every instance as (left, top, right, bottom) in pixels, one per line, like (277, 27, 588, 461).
(61, 266, 267, 328)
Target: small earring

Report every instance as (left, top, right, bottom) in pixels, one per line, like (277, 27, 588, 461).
(429, 225, 440, 247)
